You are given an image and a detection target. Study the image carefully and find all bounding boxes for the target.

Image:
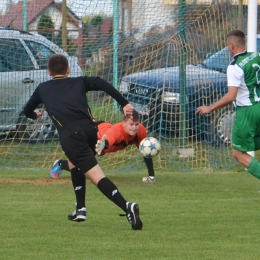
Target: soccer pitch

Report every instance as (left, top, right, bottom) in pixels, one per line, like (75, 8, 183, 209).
(1, 168, 260, 260)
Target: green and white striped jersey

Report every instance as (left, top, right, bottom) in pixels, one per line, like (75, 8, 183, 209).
(227, 51, 260, 106)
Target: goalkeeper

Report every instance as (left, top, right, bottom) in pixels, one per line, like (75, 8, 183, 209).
(50, 109, 155, 183)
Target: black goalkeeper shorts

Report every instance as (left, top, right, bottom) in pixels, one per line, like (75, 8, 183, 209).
(59, 120, 98, 174)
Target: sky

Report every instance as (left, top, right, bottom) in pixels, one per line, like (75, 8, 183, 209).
(0, 0, 114, 18)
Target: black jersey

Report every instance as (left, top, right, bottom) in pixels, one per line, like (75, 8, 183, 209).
(23, 76, 128, 132)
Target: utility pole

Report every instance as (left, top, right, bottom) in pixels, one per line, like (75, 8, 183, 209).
(237, 0, 243, 30)
(62, 0, 67, 52)
(23, 0, 27, 31)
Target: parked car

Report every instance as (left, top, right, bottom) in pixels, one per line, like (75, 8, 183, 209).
(119, 37, 260, 146)
(0, 27, 83, 142)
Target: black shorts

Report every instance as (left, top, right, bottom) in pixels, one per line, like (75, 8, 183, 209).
(59, 121, 98, 173)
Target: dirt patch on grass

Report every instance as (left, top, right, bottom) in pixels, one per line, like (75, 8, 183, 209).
(0, 178, 71, 185)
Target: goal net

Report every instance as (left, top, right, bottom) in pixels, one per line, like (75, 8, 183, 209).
(0, 0, 253, 172)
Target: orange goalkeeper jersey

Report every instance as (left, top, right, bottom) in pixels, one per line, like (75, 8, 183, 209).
(97, 122, 147, 153)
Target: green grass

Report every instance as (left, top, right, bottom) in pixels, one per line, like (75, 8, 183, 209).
(1, 168, 260, 259)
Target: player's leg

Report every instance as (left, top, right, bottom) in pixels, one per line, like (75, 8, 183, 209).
(49, 159, 63, 178)
(85, 164, 143, 230)
(233, 148, 260, 179)
(49, 159, 71, 178)
(72, 143, 143, 230)
(58, 159, 70, 171)
(61, 123, 142, 230)
(232, 149, 252, 167)
(85, 164, 127, 211)
(67, 167, 87, 222)
(142, 157, 155, 183)
(239, 151, 260, 179)
(245, 110, 260, 178)
(232, 106, 260, 179)
(49, 158, 86, 221)
(254, 126, 260, 151)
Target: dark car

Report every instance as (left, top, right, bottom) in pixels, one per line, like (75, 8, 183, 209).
(119, 37, 260, 146)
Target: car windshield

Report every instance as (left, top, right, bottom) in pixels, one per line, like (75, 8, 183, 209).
(201, 47, 231, 73)
(24, 40, 55, 69)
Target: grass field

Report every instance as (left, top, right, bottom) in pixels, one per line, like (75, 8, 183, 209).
(1, 167, 260, 260)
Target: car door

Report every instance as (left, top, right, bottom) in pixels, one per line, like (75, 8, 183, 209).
(0, 38, 36, 131)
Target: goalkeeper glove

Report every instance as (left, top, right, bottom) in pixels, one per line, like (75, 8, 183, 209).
(95, 134, 107, 155)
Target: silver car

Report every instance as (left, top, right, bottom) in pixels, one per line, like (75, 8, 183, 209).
(0, 28, 83, 142)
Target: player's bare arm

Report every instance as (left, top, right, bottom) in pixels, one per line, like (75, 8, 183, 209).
(196, 86, 238, 115)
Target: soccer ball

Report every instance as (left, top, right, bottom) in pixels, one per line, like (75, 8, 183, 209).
(139, 137, 161, 158)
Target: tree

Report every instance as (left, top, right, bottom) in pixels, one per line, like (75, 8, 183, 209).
(54, 28, 77, 56)
(90, 15, 103, 27)
(37, 14, 54, 41)
(81, 15, 105, 62)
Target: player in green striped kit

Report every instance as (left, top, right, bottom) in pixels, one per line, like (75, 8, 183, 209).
(196, 29, 260, 180)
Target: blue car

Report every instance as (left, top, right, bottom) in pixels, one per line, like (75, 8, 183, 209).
(119, 38, 260, 146)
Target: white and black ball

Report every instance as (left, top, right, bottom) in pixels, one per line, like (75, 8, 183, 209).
(139, 137, 161, 158)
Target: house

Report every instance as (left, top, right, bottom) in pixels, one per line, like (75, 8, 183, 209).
(119, 0, 215, 38)
(0, 0, 80, 40)
(101, 18, 113, 42)
(119, 0, 178, 37)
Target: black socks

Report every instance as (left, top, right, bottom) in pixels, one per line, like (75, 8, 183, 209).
(70, 168, 127, 212)
(97, 177, 127, 212)
(71, 167, 86, 209)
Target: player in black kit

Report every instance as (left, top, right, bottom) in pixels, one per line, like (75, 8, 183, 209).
(23, 54, 143, 230)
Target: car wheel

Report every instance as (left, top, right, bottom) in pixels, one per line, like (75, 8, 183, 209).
(208, 104, 235, 146)
(15, 110, 56, 143)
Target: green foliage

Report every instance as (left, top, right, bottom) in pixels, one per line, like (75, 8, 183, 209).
(54, 30, 77, 56)
(66, 38, 77, 56)
(81, 15, 108, 63)
(90, 15, 103, 26)
(37, 14, 54, 41)
(1, 170, 260, 259)
(82, 14, 106, 26)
